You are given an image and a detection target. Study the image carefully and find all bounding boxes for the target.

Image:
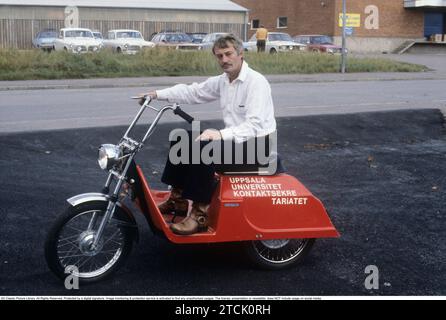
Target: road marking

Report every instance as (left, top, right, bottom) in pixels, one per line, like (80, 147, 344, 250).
(285, 101, 410, 109)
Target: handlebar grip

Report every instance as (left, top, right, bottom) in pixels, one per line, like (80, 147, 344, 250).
(174, 107, 194, 123)
(139, 95, 152, 106)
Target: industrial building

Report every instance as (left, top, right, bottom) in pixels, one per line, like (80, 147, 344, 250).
(1, 0, 446, 52)
(233, 0, 446, 53)
(0, 0, 248, 49)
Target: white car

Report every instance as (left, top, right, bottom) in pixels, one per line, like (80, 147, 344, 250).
(199, 32, 229, 50)
(244, 32, 306, 54)
(103, 29, 155, 54)
(53, 28, 103, 53)
(92, 31, 104, 45)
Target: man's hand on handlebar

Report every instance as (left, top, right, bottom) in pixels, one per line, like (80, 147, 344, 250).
(195, 129, 222, 141)
(137, 91, 157, 106)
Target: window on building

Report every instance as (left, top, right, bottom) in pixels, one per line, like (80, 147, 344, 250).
(251, 19, 260, 29)
(277, 16, 288, 29)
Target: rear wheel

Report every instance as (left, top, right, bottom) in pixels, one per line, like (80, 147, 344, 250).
(269, 48, 277, 54)
(44, 201, 135, 283)
(243, 238, 315, 270)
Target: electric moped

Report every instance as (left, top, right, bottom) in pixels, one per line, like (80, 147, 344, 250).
(44, 97, 339, 283)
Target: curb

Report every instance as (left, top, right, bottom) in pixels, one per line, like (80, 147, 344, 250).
(0, 72, 444, 91)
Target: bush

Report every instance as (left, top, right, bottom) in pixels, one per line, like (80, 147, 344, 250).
(0, 48, 427, 80)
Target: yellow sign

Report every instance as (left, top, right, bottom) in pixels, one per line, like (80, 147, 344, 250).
(339, 13, 361, 27)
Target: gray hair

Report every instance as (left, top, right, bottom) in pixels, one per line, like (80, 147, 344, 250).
(212, 34, 244, 55)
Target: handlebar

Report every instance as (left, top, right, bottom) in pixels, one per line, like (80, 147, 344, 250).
(125, 96, 195, 145)
(131, 96, 194, 123)
(173, 106, 194, 123)
(131, 95, 152, 107)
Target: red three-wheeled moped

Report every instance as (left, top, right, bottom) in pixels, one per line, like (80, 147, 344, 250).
(45, 97, 339, 283)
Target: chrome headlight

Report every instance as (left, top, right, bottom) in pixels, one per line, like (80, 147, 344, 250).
(98, 144, 121, 170)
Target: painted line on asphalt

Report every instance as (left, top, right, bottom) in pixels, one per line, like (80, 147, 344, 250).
(284, 101, 412, 109)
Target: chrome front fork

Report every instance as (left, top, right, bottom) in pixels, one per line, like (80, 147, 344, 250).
(90, 155, 135, 249)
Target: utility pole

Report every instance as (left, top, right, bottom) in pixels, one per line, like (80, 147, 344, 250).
(244, 11, 249, 42)
(341, 0, 347, 73)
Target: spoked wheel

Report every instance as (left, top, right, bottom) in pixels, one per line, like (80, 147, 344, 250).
(44, 201, 135, 283)
(243, 238, 315, 270)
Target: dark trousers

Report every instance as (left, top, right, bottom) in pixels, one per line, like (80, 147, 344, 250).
(161, 133, 284, 203)
(257, 40, 266, 52)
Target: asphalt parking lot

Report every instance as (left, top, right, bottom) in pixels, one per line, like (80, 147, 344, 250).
(0, 108, 445, 296)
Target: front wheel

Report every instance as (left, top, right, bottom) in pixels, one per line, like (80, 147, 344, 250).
(243, 238, 315, 270)
(44, 201, 134, 283)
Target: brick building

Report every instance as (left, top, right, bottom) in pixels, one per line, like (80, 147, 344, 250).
(233, 0, 446, 53)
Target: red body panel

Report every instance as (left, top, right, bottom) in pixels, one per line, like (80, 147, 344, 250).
(136, 165, 339, 244)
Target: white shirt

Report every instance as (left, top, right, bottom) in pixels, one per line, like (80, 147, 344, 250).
(156, 61, 276, 143)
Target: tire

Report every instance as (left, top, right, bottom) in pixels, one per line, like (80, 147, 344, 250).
(243, 238, 315, 270)
(44, 201, 135, 283)
(269, 48, 277, 54)
(116, 47, 122, 53)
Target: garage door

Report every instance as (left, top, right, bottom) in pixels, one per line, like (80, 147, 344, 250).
(424, 12, 444, 38)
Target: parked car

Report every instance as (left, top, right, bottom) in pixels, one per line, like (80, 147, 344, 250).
(186, 32, 207, 43)
(103, 29, 154, 54)
(92, 31, 104, 46)
(149, 29, 182, 41)
(199, 32, 229, 50)
(293, 35, 345, 54)
(151, 32, 201, 50)
(32, 29, 57, 51)
(244, 32, 306, 54)
(92, 31, 103, 41)
(53, 28, 103, 53)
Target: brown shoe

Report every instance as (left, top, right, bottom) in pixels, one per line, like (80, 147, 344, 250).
(158, 188, 188, 216)
(170, 202, 208, 235)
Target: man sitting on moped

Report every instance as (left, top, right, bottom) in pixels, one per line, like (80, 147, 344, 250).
(140, 34, 280, 235)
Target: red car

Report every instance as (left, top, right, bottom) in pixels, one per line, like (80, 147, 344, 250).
(293, 34, 345, 54)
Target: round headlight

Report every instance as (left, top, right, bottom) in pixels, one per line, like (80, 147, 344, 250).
(98, 144, 121, 170)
